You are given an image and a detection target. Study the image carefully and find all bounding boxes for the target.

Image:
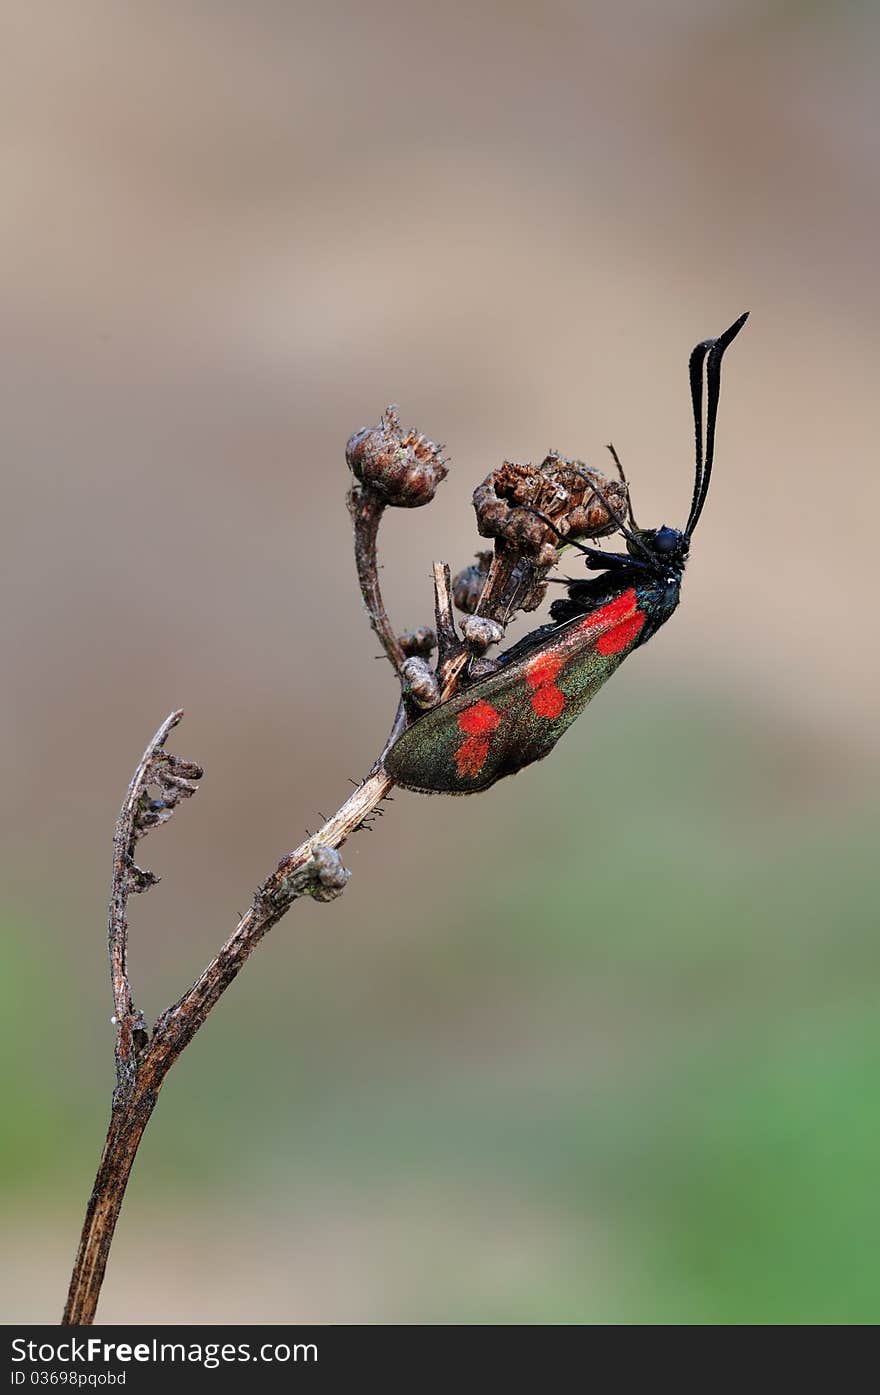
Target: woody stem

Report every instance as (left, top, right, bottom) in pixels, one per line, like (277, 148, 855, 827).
(63, 748, 394, 1326)
(348, 485, 406, 675)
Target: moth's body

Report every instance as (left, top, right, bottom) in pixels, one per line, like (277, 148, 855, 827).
(384, 313, 747, 797)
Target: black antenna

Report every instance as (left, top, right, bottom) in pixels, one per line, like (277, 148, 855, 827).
(528, 508, 652, 570)
(605, 443, 639, 529)
(567, 466, 658, 565)
(686, 338, 712, 537)
(684, 312, 749, 539)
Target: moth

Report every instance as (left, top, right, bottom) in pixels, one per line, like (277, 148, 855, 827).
(385, 314, 748, 794)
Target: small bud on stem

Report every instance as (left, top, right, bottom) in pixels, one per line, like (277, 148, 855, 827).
(401, 657, 441, 710)
(461, 616, 505, 652)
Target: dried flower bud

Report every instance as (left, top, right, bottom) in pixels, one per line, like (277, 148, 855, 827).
(461, 616, 504, 652)
(452, 551, 493, 614)
(309, 845, 351, 903)
(401, 657, 440, 709)
(472, 453, 627, 559)
(399, 626, 437, 659)
(346, 406, 448, 508)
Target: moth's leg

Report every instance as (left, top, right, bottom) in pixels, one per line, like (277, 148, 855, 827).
(526, 505, 651, 570)
(563, 544, 648, 571)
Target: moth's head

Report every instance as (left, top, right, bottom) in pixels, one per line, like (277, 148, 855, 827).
(626, 525, 689, 574)
(585, 313, 748, 578)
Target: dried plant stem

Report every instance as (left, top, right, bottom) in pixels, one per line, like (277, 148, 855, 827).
(62, 1093, 158, 1327)
(437, 545, 539, 701)
(61, 330, 748, 1324)
(65, 470, 401, 1325)
(153, 767, 394, 1061)
(63, 749, 393, 1326)
(348, 484, 405, 674)
(65, 429, 415, 1322)
(68, 404, 603, 1324)
(108, 710, 191, 1101)
(474, 542, 525, 624)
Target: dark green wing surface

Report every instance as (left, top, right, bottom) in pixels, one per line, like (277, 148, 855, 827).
(385, 588, 647, 794)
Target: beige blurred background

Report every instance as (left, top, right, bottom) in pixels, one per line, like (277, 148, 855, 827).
(3, 0, 879, 1324)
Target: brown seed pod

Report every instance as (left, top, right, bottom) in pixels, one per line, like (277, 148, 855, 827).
(472, 452, 627, 559)
(346, 406, 448, 508)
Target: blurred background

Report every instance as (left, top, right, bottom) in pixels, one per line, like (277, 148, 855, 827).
(2, 0, 879, 1324)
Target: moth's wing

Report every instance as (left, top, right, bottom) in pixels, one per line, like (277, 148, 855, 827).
(385, 588, 646, 794)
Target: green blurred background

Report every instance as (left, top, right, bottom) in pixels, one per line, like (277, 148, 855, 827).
(2, 0, 879, 1324)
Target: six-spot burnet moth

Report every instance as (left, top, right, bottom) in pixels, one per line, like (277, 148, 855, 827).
(384, 313, 748, 794)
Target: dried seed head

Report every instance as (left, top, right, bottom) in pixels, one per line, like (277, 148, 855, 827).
(401, 657, 441, 709)
(399, 626, 437, 659)
(134, 753, 203, 840)
(461, 616, 504, 653)
(472, 453, 627, 559)
(452, 551, 493, 614)
(346, 406, 448, 508)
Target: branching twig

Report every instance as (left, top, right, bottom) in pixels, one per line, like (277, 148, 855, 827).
(432, 560, 460, 679)
(65, 429, 406, 1325)
(63, 407, 626, 1325)
(63, 720, 394, 1326)
(62, 398, 429, 1322)
(108, 710, 201, 1103)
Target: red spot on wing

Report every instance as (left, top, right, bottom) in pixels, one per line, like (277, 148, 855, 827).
(457, 700, 501, 736)
(455, 735, 491, 778)
(596, 610, 646, 655)
(579, 588, 637, 634)
(454, 700, 501, 779)
(531, 685, 565, 719)
(526, 650, 565, 720)
(526, 653, 564, 688)
(577, 587, 644, 653)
